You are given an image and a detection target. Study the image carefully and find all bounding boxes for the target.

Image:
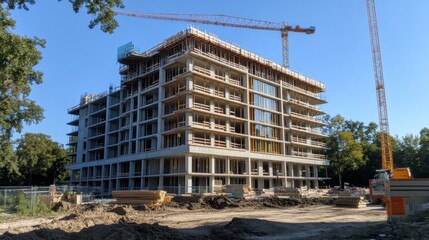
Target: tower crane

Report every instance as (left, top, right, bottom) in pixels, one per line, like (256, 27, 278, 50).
(114, 10, 315, 69)
(365, 0, 411, 180)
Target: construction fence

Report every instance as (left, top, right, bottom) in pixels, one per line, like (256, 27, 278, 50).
(0, 185, 101, 213)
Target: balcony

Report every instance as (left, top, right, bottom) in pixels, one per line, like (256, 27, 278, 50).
(291, 136, 307, 144)
(291, 151, 327, 160)
(231, 142, 245, 149)
(282, 82, 324, 100)
(310, 140, 327, 148)
(214, 124, 226, 131)
(290, 112, 325, 125)
(192, 137, 211, 146)
(193, 84, 210, 94)
(214, 106, 224, 114)
(213, 89, 225, 98)
(288, 98, 321, 111)
(193, 102, 210, 112)
(290, 125, 324, 136)
(214, 140, 226, 148)
(191, 48, 248, 71)
(193, 121, 210, 129)
(192, 65, 242, 87)
(229, 94, 241, 102)
(193, 65, 211, 76)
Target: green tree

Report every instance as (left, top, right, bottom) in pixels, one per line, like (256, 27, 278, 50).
(394, 134, 420, 176)
(417, 127, 429, 177)
(0, 6, 44, 182)
(2, 0, 124, 33)
(324, 115, 365, 186)
(329, 131, 364, 187)
(15, 133, 70, 185)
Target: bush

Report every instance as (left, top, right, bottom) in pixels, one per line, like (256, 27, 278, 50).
(14, 192, 50, 215)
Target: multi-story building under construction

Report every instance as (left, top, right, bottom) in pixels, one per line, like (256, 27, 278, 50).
(67, 27, 329, 195)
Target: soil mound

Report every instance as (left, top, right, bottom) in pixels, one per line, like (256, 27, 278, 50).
(51, 201, 73, 212)
(2, 222, 188, 240)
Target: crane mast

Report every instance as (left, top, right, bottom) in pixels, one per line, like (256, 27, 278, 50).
(114, 10, 315, 68)
(365, 0, 394, 173)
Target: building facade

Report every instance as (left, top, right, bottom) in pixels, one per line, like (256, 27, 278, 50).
(67, 27, 329, 195)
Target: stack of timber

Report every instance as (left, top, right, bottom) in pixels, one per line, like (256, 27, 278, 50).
(335, 196, 368, 208)
(112, 190, 167, 208)
(224, 184, 255, 199)
(274, 187, 301, 198)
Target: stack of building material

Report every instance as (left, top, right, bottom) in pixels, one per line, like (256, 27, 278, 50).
(335, 196, 368, 208)
(224, 184, 255, 198)
(274, 187, 301, 198)
(112, 190, 167, 208)
(213, 180, 223, 193)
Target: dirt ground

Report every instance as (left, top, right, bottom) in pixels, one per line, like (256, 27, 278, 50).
(0, 196, 427, 240)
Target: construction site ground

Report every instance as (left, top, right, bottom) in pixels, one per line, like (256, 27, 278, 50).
(0, 196, 427, 240)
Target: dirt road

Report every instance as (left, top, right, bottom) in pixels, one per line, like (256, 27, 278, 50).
(155, 205, 387, 239)
(0, 204, 388, 240)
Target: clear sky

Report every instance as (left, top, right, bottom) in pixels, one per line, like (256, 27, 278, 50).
(8, 0, 429, 146)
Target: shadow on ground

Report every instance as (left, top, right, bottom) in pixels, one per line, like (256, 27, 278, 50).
(0, 218, 394, 240)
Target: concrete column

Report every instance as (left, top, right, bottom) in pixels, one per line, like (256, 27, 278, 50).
(313, 166, 319, 178)
(226, 158, 231, 175)
(288, 163, 294, 177)
(186, 129, 192, 145)
(268, 162, 273, 176)
(159, 158, 164, 174)
(245, 158, 250, 175)
(225, 104, 230, 116)
(185, 175, 192, 193)
(306, 165, 311, 178)
(225, 87, 230, 100)
(210, 133, 215, 146)
(186, 58, 193, 72)
(210, 64, 215, 77)
(313, 166, 319, 189)
(226, 135, 231, 148)
(210, 99, 214, 112)
(298, 165, 303, 177)
(186, 76, 194, 91)
(210, 156, 215, 174)
(210, 116, 215, 129)
(186, 93, 193, 109)
(157, 67, 165, 150)
(258, 160, 263, 176)
(185, 155, 192, 174)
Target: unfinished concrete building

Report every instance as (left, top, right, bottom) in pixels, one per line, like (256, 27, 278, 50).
(67, 27, 329, 195)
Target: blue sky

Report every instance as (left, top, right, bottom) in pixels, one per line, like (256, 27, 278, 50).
(8, 0, 429, 145)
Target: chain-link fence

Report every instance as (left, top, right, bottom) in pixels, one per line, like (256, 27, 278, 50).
(0, 185, 102, 214)
(0, 186, 50, 214)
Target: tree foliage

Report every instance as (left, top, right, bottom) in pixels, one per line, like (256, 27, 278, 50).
(324, 115, 365, 186)
(0, 5, 44, 177)
(1, 0, 125, 33)
(324, 114, 429, 187)
(15, 133, 70, 185)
